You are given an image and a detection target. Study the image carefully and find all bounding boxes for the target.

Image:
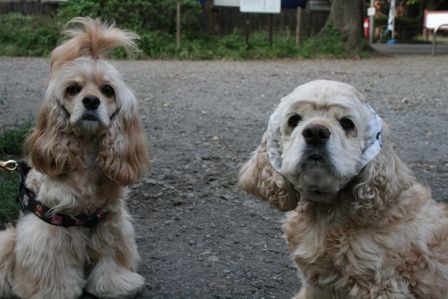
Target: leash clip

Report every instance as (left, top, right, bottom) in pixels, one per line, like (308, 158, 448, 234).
(0, 160, 18, 171)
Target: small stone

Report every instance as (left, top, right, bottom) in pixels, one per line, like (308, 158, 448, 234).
(208, 255, 219, 262)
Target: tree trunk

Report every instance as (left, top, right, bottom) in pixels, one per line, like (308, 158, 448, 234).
(325, 0, 363, 51)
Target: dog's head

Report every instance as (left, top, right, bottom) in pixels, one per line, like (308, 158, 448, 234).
(240, 80, 413, 218)
(25, 18, 149, 185)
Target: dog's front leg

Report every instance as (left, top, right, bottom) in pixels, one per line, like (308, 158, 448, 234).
(86, 203, 144, 299)
(0, 227, 16, 298)
(12, 215, 87, 299)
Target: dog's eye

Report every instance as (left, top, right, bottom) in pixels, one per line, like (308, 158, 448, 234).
(101, 85, 115, 97)
(66, 83, 81, 96)
(339, 117, 355, 132)
(288, 114, 302, 129)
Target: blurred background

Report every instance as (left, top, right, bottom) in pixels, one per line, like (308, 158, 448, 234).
(1, 0, 448, 59)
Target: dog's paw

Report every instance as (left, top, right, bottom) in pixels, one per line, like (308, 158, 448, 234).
(86, 267, 144, 299)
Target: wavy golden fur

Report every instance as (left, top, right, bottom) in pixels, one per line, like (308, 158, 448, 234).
(239, 80, 448, 298)
(50, 17, 139, 71)
(239, 135, 299, 211)
(0, 17, 149, 299)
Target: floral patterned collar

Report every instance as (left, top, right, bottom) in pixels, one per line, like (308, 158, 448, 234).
(17, 161, 107, 228)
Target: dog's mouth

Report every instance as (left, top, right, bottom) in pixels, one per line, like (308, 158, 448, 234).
(311, 189, 329, 195)
(81, 112, 100, 122)
(307, 153, 325, 162)
(301, 148, 330, 166)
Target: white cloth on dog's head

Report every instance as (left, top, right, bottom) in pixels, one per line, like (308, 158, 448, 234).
(356, 103, 383, 172)
(266, 102, 383, 177)
(266, 109, 284, 172)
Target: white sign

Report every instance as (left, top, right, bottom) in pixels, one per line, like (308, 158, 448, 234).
(240, 0, 281, 14)
(367, 7, 376, 17)
(425, 11, 448, 29)
(214, 0, 239, 7)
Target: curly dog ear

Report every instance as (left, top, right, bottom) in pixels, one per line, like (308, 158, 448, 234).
(25, 98, 80, 176)
(239, 134, 300, 212)
(351, 125, 415, 222)
(98, 87, 149, 186)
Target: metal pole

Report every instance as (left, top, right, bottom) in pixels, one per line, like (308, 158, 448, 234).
(369, 0, 374, 45)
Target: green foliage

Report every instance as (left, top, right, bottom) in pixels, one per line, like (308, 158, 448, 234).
(0, 171, 20, 224)
(0, 122, 32, 156)
(0, 13, 60, 57)
(58, 0, 201, 34)
(0, 6, 367, 59)
(0, 123, 31, 224)
(137, 28, 366, 60)
(298, 25, 347, 58)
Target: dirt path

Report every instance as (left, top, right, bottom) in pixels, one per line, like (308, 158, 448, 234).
(0, 57, 447, 298)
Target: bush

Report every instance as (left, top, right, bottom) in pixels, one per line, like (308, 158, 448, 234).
(0, 7, 367, 59)
(58, 0, 201, 34)
(298, 25, 347, 58)
(0, 13, 60, 56)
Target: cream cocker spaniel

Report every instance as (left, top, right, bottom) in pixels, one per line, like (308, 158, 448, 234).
(0, 18, 149, 299)
(239, 80, 448, 298)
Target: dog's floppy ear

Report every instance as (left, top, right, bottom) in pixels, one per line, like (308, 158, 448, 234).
(351, 125, 414, 222)
(239, 134, 300, 212)
(25, 99, 80, 176)
(98, 87, 149, 186)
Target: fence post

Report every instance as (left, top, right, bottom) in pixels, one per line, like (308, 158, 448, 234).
(268, 14, 273, 45)
(245, 14, 250, 47)
(296, 7, 302, 46)
(176, 2, 181, 50)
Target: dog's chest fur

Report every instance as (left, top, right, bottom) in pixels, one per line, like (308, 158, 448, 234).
(282, 188, 448, 298)
(27, 136, 122, 215)
(282, 206, 362, 297)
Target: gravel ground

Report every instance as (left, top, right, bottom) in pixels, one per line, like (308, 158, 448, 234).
(0, 56, 447, 299)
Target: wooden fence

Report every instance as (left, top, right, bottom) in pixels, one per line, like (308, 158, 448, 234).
(200, 5, 328, 39)
(0, 0, 61, 15)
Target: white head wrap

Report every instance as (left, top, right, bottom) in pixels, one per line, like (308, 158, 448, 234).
(356, 103, 383, 172)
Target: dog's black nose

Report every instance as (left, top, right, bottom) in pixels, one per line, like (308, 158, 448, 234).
(302, 125, 331, 145)
(82, 96, 100, 110)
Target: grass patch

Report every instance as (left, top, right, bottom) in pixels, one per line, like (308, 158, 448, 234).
(0, 122, 32, 156)
(139, 29, 368, 60)
(0, 123, 32, 224)
(0, 171, 21, 224)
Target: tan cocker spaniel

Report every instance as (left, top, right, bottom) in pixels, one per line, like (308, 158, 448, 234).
(239, 80, 448, 298)
(0, 18, 149, 299)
